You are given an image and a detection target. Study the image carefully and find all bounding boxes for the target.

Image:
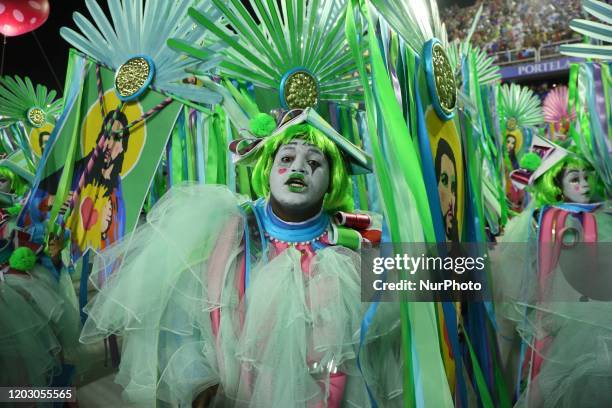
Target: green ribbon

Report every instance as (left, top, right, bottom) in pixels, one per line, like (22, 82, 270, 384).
(185, 108, 196, 181)
(576, 64, 592, 151)
(205, 106, 228, 185)
(463, 328, 494, 408)
(568, 63, 581, 146)
(602, 64, 611, 140)
(46, 70, 86, 235)
(347, 2, 454, 407)
(345, 3, 412, 405)
(171, 121, 184, 184)
(205, 112, 219, 184)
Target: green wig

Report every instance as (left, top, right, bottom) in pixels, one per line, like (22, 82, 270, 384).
(531, 149, 603, 207)
(251, 124, 354, 213)
(0, 166, 28, 197)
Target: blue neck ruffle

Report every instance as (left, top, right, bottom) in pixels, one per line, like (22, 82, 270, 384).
(253, 199, 329, 243)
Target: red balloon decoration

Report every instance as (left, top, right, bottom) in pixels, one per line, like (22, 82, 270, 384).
(0, 0, 50, 37)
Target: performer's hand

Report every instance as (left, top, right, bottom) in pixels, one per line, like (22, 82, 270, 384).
(192, 384, 219, 408)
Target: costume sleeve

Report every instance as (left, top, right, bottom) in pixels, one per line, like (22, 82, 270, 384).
(79, 184, 244, 406)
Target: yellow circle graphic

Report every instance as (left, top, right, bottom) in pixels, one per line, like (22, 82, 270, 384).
(80, 89, 146, 178)
(29, 122, 55, 158)
(426, 107, 464, 242)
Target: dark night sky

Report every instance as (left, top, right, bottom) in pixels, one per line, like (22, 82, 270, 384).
(1, 0, 475, 95)
(1, 1, 92, 94)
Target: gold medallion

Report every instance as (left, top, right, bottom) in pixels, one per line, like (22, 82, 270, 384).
(506, 117, 518, 131)
(431, 43, 457, 116)
(27, 107, 46, 128)
(115, 57, 152, 100)
(283, 70, 318, 109)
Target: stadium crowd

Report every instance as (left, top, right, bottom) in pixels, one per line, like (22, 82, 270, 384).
(442, 0, 583, 62)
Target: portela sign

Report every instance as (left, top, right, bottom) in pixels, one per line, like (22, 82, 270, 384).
(501, 57, 579, 79)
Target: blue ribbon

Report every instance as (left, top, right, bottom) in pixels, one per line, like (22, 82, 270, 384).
(554, 202, 601, 213)
(79, 251, 91, 324)
(177, 110, 188, 181)
(413, 57, 446, 244)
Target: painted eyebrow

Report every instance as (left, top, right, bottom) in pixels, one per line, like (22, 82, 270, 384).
(307, 148, 324, 156)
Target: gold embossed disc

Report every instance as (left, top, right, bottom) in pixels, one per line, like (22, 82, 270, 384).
(283, 71, 319, 109)
(27, 107, 46, 128)
(506, 117, 518, 131)
(115, 57, 152, 100)
(431, 43, 457, 115)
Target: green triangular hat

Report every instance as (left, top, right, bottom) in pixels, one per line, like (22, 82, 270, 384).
(230, 108, 373, 175)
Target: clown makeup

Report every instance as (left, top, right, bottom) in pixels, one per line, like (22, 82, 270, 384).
(269, 139, 330, 221)
(561, 168, 591, 204)
(0, 177, 11, 194)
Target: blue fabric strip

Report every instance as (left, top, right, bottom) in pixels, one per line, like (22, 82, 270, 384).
(414, 58, 446, 244)
(177, 111, 188, 181)
(195, 111, 206, 184)
(554, 203, 601, 213)
(252, 199, 329, 243)
(517, 338, 527, 400)
(442, 300, 467, 408)
(79, 251, 91, 324)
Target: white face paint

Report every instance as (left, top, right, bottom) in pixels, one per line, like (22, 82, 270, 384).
(561, 168, 591, 204)
(269, 139, 330, 214)
(0, 177, 11, 194)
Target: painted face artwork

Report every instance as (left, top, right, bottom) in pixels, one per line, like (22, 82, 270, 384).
(437, 153, 457, 240)
(0, 176, 11, 194)
(506, 135, 516, 154)
(102, 120, 126, 172)
(269, 139, 330, 214)
(39, 131, 51, 153)
(561, 168, 591, 204)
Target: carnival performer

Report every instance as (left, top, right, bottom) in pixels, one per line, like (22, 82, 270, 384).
(496, 137, 611, 407)
(0, 153, 80, 391)
(499, 84, 544, 214)
(80, 111, 401, 407)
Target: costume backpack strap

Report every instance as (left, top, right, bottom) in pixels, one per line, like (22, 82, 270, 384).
(581, 211, 598, 243)
(538, 207, 569, 295)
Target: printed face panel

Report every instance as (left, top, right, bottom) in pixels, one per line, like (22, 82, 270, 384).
(426, 108, 464, 243)
(23, 52, 181, 259)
